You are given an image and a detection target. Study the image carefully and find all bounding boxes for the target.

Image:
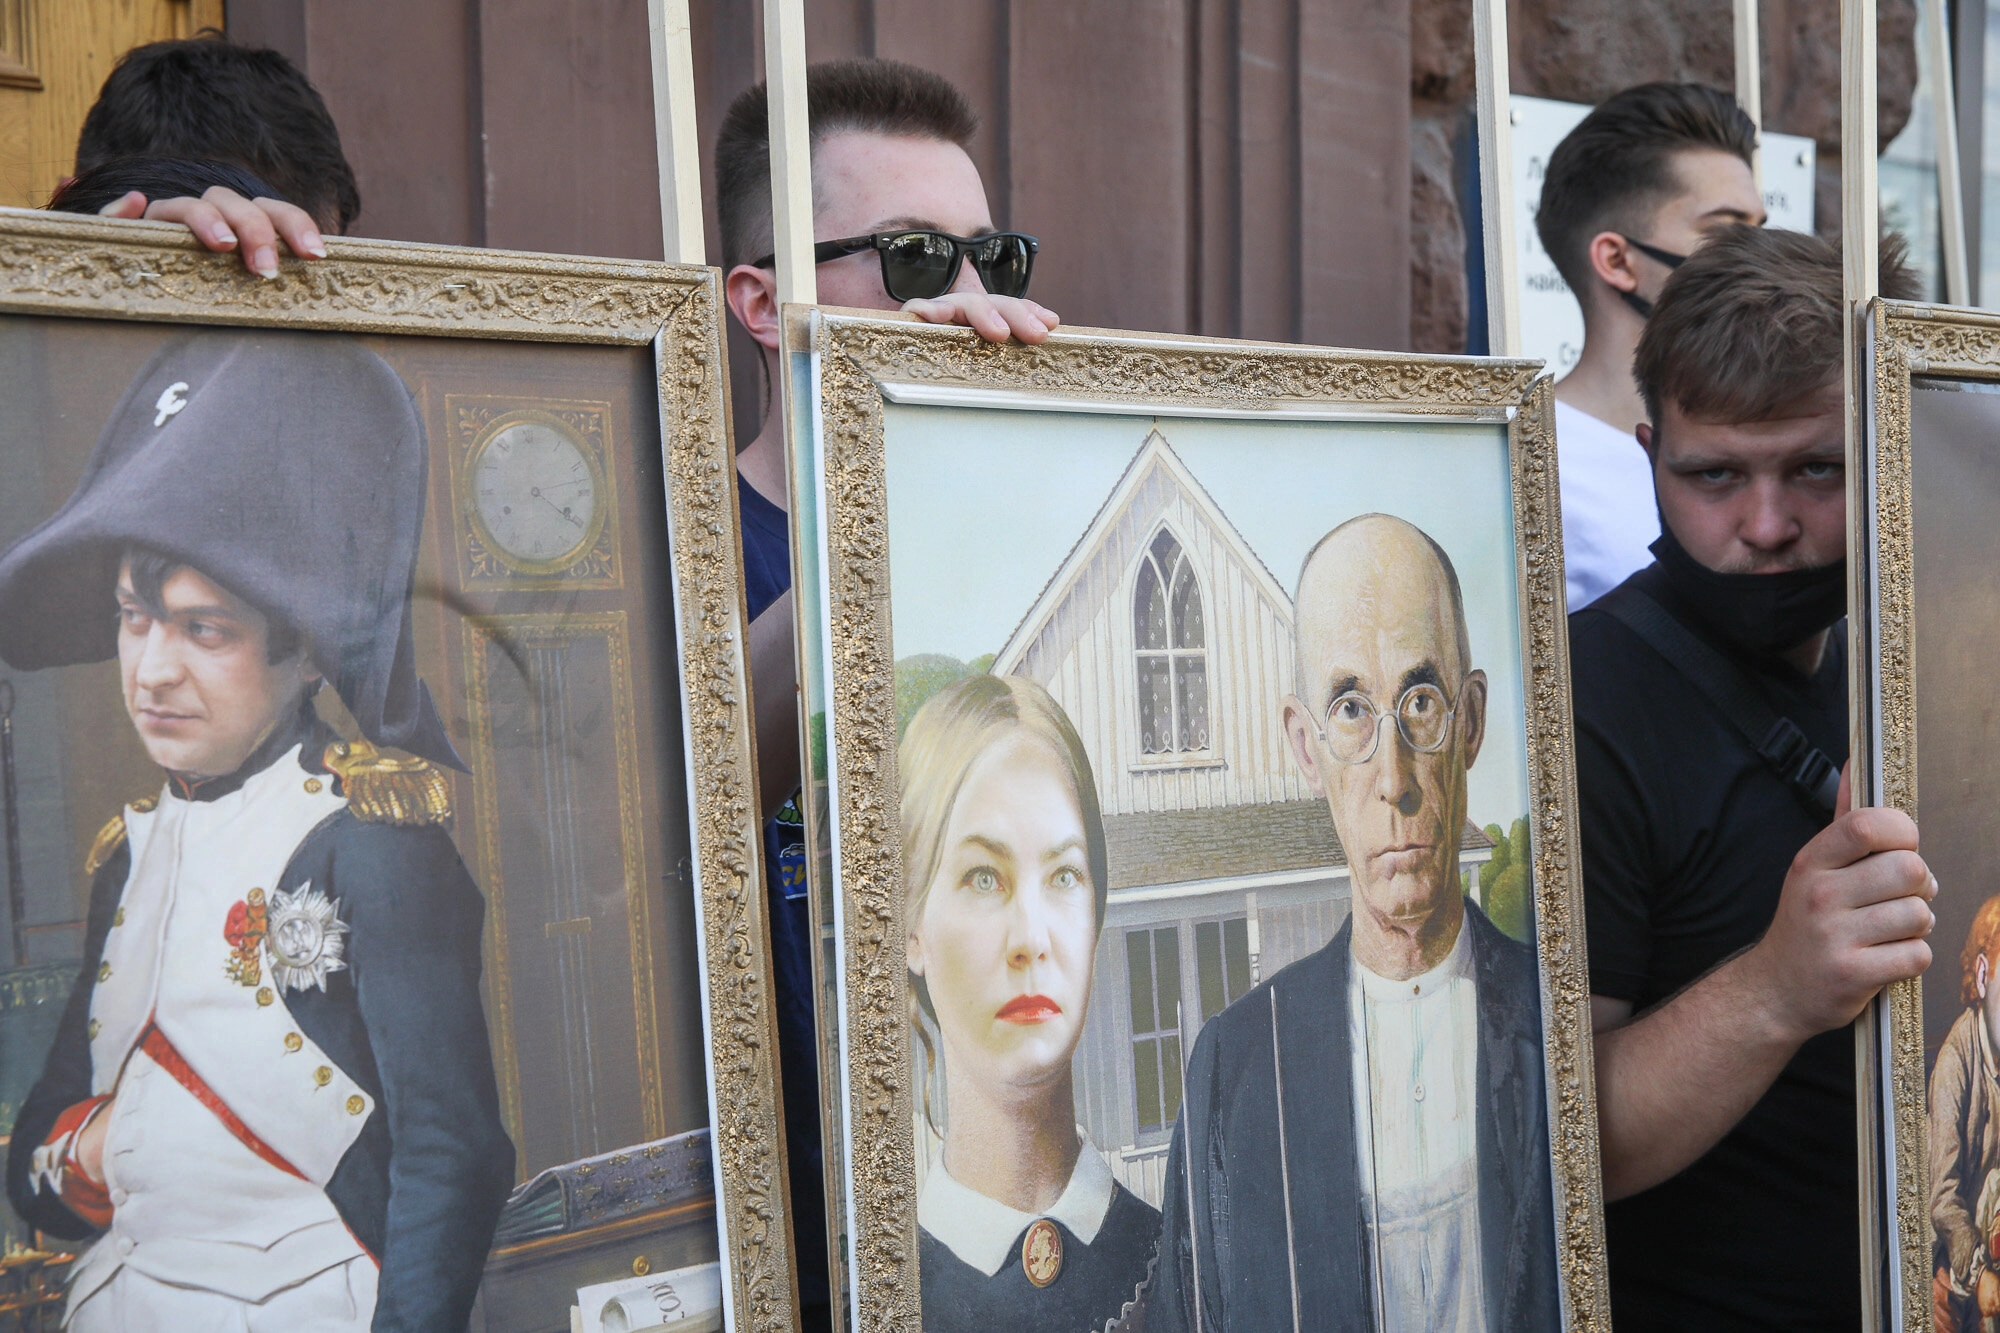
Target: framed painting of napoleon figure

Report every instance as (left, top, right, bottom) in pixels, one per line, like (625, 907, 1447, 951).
(0, 209, 797, 1333)
(799, 311, 1612, 1332)
(1862, 300, 2000, 1333)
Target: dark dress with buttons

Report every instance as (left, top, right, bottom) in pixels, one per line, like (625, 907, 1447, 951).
(918, 1180, 1160, 1333)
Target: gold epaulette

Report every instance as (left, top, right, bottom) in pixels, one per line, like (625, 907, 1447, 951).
(82, 792, 157, 877)
(84, 815, 127, 877)
(323, 740, 452, 827)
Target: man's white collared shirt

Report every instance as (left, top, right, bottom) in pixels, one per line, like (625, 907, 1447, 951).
(1349, 916, 1488, 1332)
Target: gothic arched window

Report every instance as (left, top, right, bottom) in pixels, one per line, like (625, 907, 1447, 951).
(1134, 529, 1210, 754)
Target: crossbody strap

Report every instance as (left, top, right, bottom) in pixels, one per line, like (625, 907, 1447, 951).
(1593, 585, 1841, 819)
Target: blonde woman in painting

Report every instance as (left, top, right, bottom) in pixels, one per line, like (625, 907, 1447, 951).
(902, 674, 1159, 1332)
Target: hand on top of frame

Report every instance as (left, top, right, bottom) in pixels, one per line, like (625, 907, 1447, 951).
(98, 185, 327, 279)
(1743, 761, 1935, 1046)
(902, 290, 1060, 345)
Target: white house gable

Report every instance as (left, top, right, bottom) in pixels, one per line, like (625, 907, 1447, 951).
(993, 430, 1311, 817)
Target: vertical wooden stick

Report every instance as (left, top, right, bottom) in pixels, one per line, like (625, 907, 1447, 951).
(647, 0, 706, 265)
(1924, 0, 1971, 306)
(1735, 0, 1764, 184)
(1841, 1, 1894, 1328)
(1845, 0, 1881, 309)
(1472, 0, 1520, 357)
(764, 0, 817, 308)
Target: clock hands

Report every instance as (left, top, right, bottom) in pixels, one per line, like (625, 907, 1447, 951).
(529, 486, 586, 529)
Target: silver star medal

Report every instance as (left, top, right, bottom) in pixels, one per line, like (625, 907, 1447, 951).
(264, 885, 350, 992)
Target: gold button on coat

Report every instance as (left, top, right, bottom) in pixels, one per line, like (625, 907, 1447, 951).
(87, 1019, 100, 1039)
(97, 962, 110, 982)
(345, 1095, 365, 1115)
(304, 778, 323, 794)
(284, 1033, 303, 1053)
(113, 908, 125, 926)
(314, 1065, 332, 1087)
(256, 987, 274, 1006)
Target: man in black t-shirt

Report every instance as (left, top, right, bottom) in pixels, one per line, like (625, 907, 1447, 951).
(1576, 226, 1936, 1330)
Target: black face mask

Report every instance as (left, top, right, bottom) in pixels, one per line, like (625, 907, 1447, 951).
(1612, 235, 1688, 320)
(1650, 525, 1848, 659)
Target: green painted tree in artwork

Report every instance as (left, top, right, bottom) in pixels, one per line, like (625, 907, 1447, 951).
(894, 653, 992, 738)
(1479, 817, 1535, 943)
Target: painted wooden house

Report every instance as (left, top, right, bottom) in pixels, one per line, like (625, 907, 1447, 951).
(990, 429, 1494, 1206)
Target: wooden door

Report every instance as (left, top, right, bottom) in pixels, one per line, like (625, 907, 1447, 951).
(0, 0, 228, 210)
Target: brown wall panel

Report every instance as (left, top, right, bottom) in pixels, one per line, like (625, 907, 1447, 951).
(1005, 1, 1194, 334)
(1300, 2, 1410, 350)
(1234, 0, 1301, 343)
(301, 0, 481, 245)
(477, 0, 666, 260)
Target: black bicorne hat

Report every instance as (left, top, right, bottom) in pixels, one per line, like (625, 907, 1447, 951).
(0, 328, 465, 771)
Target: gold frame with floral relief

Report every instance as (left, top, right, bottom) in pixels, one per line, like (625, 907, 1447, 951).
(1861, 298, 2000, 1333)
(0, 208, 797, 1333)
(803, 309, 1610, 1332)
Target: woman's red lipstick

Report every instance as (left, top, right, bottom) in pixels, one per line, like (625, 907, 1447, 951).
(997, 994, 1061, 1024)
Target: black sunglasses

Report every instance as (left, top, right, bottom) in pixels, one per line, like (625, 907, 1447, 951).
(752, 229, 1039, 301)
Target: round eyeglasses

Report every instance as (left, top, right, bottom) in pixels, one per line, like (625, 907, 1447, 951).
(1312, 680, 1460, 765)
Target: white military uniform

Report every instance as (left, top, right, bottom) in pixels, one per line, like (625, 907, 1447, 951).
(58, 745, 379, 1332)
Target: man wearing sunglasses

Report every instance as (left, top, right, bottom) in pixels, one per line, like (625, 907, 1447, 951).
(1534, 83, 1764, 610)
(1153, 514, 1558, 1332)
(712, 58, 1059, 1332)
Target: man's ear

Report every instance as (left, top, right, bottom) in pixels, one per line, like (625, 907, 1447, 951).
(1635, 420, 1656, 460)
(1458, 669, 1488, 770)
(1979, 953, 1990, 1002)
(1282, 695, 1327, 796)
(1586, 231, 1642, 294)
(724, 263, 782, 352)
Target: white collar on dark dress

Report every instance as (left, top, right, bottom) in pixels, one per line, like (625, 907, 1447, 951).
(917, 1134, 1116, 1277)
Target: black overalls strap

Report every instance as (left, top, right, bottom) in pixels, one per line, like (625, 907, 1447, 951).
(1592, 585, 1841, 819)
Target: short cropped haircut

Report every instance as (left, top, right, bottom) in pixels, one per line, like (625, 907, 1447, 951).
(76, 38, 359, 234)
(47, 157, 283, 216)
(123, 547, 305, 665)
(1535, 83, 1757, 295)
(714, 58, 978, 269)
(1633, 225, 1919, 425)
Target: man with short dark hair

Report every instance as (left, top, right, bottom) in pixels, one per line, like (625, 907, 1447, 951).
(71, 36, 345, 278)
(1534, 83, 1764, 609)
(1577, 225, 1935, 1330)
(712, 59, 1059, 1332)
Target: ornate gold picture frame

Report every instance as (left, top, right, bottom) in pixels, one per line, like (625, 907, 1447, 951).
(0, 209, 796, 1333)
(801, 311, 1609, 1331)
(1862, 299, 2000, 1333)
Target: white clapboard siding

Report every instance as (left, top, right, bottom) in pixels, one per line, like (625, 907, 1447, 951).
(996, 430, 1313, 818)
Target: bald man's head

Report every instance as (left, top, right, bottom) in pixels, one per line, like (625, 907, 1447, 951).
(1282, 514, 1488, 974)
(1293, 514, 1472, 704)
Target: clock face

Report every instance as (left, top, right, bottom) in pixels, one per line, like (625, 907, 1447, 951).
(472, 421, 599, 567)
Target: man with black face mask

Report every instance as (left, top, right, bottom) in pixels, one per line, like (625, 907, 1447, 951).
(1575, 225, 1937, 1332)
(1535, 83, 1765, 610)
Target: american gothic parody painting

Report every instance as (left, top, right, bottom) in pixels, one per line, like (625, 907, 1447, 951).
(807, 313, 1599, 1333)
